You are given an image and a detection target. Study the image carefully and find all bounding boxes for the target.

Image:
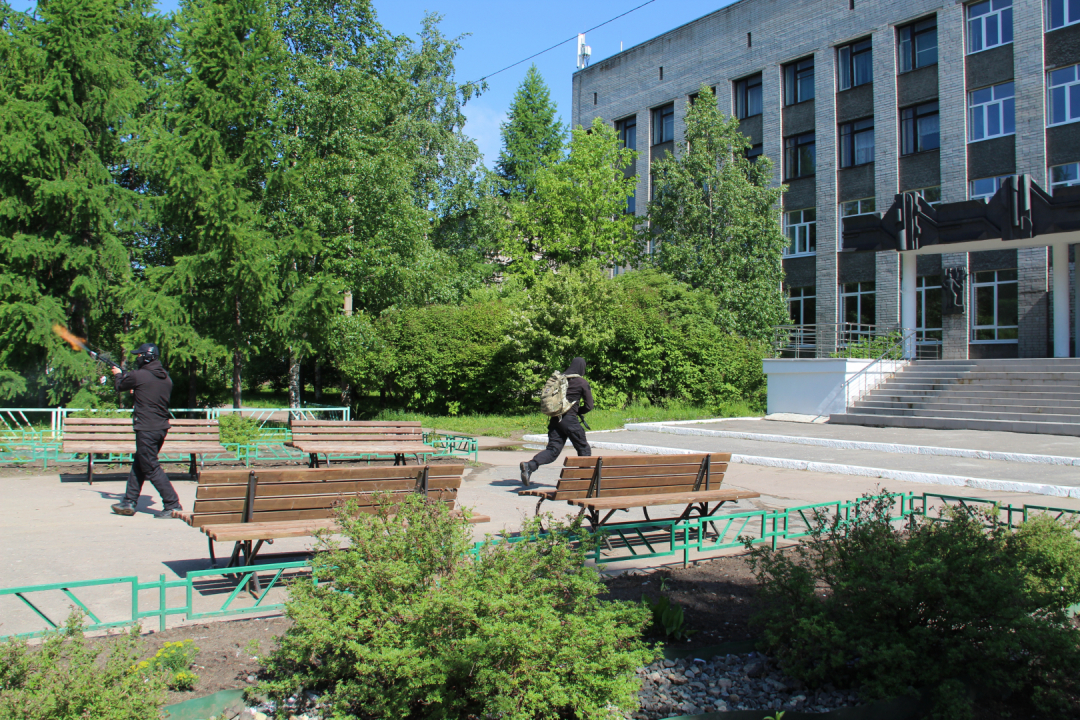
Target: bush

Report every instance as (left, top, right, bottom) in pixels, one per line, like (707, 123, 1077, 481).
(217, 414, 261, 445)
(744, 494, 1080, 718)
(255, 494, 655, 719)
(134, 639, 200, 690)
(0, 613, 168, 719)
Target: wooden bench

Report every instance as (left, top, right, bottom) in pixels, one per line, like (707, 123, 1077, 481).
(519, 453, 760, 531)
(180, 464, 490, 581)
(287, 420, 436, 467)
(61, 417, 226, 484)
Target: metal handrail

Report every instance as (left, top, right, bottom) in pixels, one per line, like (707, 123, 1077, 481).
(772, 322, 882, 358)
(837, 328, 915, 409)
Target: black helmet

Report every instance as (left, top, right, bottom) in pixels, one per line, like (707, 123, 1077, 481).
(131, 343, 160, 368)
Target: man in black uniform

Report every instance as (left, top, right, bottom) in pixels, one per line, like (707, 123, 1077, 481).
(109, 343, 182, 518)
(520, 357, 593, 487)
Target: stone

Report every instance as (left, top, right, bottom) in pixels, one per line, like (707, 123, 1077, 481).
(670, 674, 688, 685)
(253, 714, 268, 720)
(247, 675, 257, 683)
(647, 672, 662, 682)
(689, 682, 705, 691)
(708, 688, 722, 697)
(717, 678, 733, 690)
(744, 660, 765, 677)
(728, 694, 740, 704)
(662, 659, 676, 668)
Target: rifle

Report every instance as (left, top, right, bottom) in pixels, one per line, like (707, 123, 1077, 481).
(51, 324, 121, 370)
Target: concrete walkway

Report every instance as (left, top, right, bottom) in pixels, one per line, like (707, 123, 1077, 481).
(3, 431, 1079, 638)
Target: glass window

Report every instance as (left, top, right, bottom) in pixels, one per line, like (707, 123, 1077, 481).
(785, 132, 816, 178)
(916, 276, 943, 343)
(784, 208, 816, 256)
(913, 186, 942, 205)
(652, 104, 674, 145)
(900, 102, 940, 154)
(788, 286, 817, 325)
(969, 82, 1015, 141)
(841, 197, 876, 216)
(784, 58, 815, 105)
(970, 175, 1012, 201)
(839, 118, 875, 167)
(1048, 0, 1080, 29)
(617, 116, 637, 151)
(1048, 64, 1080, 126)
(968, 0, 1013, 54)
(898, 18, 938, 72)
(838, 39, 873, 91)
(735, 74, 763, 118)
(747, 143, 763, 163)
(841, 282, 876, 335)
(1050, 162, 1080, 192)
(972, 269, 1019, 341)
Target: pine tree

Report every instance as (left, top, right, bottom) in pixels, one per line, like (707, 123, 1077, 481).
(645, 85, 787, 341)
(128, 0, 292, 408)
(0, 0, 166, 403)
(495, 65, 564, 200)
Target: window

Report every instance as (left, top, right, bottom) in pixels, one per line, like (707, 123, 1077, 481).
(841, 197, 876, 216)
(784, 58, 815, 105)
(841, 282, 876, 333)
(970, 175, 1012, 201)
(912, 186, 942, 205)
(840, 118, 875, 167)
(1050, 162, 1080, 192)
(785, 132, 816, 178)
(1048, 64, 1080, 126)
(838, 39, 873, 90)
(972, 269, 1019, 341)
(967, 0, 1013, 54)
(901, 102, 940, 154)
(1048, 0, 1080, 30)
(916, 276, 943, 343)
(652, 104, 674, 145)
(616, 117, 637, 214)
(788, 286, 817, 325)
(785, 208, 816, 256)
(969, 82, 1015, 141)
(747, 143, 763, 162)
(735, 74, 763, 118)
(898, 18, 938, 72)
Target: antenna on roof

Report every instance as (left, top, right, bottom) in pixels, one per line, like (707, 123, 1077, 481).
(577, 33, 592, 68)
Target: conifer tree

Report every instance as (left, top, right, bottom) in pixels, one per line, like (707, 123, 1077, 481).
(0, 0, 166, 403)
(645, 85, 787, 341)
(128, 0, 292, 408)
(495, 65, 564, 200)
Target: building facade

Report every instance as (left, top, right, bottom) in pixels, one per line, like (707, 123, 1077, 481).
(571, 0, 1080, 358)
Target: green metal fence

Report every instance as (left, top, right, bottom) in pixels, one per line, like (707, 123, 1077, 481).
(3, 492, 1077, 641)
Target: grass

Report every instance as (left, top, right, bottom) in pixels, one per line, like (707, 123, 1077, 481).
(372, 400, 762, 439)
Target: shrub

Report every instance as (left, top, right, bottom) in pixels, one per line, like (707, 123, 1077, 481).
(255, 493, 655, 719)
(217, 414, 261, 445)
(134, 639, 200, 690)
(0, 613, 168, 719)
(744, 493, 1080, 718)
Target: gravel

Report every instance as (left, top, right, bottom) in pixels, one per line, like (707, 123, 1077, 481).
(628, 652, 861, 718)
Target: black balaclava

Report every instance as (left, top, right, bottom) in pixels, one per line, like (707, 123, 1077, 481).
(565, 357, 587, 376)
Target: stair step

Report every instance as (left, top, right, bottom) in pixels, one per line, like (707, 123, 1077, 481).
(861, 393, 1080, 408)
(828, 412, 1080, 437)
(852, 400, 1080, 416)
(844, 405, 1080, 423)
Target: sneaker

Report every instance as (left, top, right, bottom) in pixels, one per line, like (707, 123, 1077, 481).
(519, 462, 533, 487)
(152, 507, 181, 519)
(111, 502, 136, 516)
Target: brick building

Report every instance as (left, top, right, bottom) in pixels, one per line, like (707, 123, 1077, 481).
(571, 0, 1080, 358)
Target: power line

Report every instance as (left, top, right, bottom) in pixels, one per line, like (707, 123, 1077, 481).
(474, 0, 660, 83)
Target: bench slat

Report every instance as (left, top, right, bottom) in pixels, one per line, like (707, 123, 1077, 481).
(290, 428, 422, 436)
(553, 476, 723, 493)
(562, 453, 729, 468)
(290, 421, 423, 427)
(287, 442, 432, 453)
(196, 465, 465, 484)
(192, 488, 457, 514)
(568, 488, 759, 510)
(196, 478, 461, 500)
(559, 463, 729, 480)
(188, 500, 457, 528)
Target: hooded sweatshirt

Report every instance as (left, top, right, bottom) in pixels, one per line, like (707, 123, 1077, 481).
(115, 359, 173, 432)
(563, 357, 594, 416)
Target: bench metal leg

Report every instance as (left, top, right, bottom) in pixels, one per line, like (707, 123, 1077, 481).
(189, 453, 197, 478)
(309, 452, 318, 469)
(208, 537, 217, 567)
(534, 498, 546, 516)
(87, 454, 93, 485)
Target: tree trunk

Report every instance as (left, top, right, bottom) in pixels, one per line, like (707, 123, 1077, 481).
(314, 361, 322, 401)
(188, 361, 198, 408)
(233, 295, 242, 408)
(289, 347, 301, 409)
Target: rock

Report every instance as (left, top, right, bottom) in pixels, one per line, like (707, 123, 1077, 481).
(247, 675, 257, 683)
(647, 672, 662, 683)
(717, 678, 733, 690)
(714, 701, 728, 712)
(669, 674, 688, 685)
(743, 660, 765, 678)
(728, 693, 740, 704)
(689, 681, 705, 691)
(253, 714, 268, 720)
(662, 659, 676, 668)
(707, 688, 722, 698)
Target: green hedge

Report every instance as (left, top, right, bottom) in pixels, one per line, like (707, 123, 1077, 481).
(330, 267, 768, 415)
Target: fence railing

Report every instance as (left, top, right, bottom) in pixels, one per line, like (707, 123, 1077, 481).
(4, 492, 1079, 640)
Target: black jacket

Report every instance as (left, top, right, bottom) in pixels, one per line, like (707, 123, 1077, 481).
(115, 359, 173, 432)
(563, 357, 594, 416)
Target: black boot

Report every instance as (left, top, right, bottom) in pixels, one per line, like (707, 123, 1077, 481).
(519, 462, 533, 487)
(111, 501, 136, 516)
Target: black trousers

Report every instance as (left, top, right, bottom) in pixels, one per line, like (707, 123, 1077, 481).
(528, 413, 591, 471)
(123, 429, 180, 509)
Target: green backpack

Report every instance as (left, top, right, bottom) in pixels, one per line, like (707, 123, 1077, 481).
(539, 372, 581, 417)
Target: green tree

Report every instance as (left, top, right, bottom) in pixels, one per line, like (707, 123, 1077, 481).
(504, 117, 638, 276)
(0, 0, 166, 403)
(128, 0, 292, 408)
(495, 64, 564, 200)
(645, 85, 787, 341)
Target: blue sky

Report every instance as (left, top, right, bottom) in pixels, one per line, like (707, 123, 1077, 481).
(9, 0, 733, 165)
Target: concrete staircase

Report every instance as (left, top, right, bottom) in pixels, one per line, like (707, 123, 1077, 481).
(829, 359, 1080, 436)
